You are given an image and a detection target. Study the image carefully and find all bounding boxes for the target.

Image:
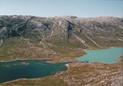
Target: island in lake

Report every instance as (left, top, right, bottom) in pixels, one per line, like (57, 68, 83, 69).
(0, 15, 123, 86)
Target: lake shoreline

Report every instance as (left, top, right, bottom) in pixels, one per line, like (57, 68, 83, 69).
(0, 47, 123, 85)
(0, 47, 122, 63)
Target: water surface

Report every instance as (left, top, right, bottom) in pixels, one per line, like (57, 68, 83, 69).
(77, 47, 123, 64)
(0, 60, 67, 83)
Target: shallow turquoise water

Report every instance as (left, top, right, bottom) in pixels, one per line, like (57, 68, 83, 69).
(0, 60, 67, 83)
(77, 47, 123, 64)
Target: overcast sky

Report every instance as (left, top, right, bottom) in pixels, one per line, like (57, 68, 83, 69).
(0, 0, 123, 17)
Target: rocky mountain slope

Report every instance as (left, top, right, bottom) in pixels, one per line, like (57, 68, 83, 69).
(0, 15, 123, 61)
(0, 16, 123, 47)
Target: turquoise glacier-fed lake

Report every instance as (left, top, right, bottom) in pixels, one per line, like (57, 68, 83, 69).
(77, 47, 123, 64)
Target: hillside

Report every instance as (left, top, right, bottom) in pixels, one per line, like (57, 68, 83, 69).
(0, 16, 123, 62)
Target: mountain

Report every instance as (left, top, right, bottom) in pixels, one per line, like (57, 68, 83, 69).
(0, 15, 123, 61)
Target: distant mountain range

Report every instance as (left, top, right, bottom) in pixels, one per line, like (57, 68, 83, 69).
(0, 16, 123, 48)
(0, 16, 123, 61)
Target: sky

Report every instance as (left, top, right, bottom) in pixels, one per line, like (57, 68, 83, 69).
(0, 0, 123, 17)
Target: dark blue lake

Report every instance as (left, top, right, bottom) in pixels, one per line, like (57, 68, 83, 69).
(0, 60, 67, 83)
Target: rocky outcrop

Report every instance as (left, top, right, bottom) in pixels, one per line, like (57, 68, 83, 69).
(56, 62, 123, 86)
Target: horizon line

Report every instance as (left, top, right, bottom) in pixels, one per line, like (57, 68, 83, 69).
(0, 14, 123, 18)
